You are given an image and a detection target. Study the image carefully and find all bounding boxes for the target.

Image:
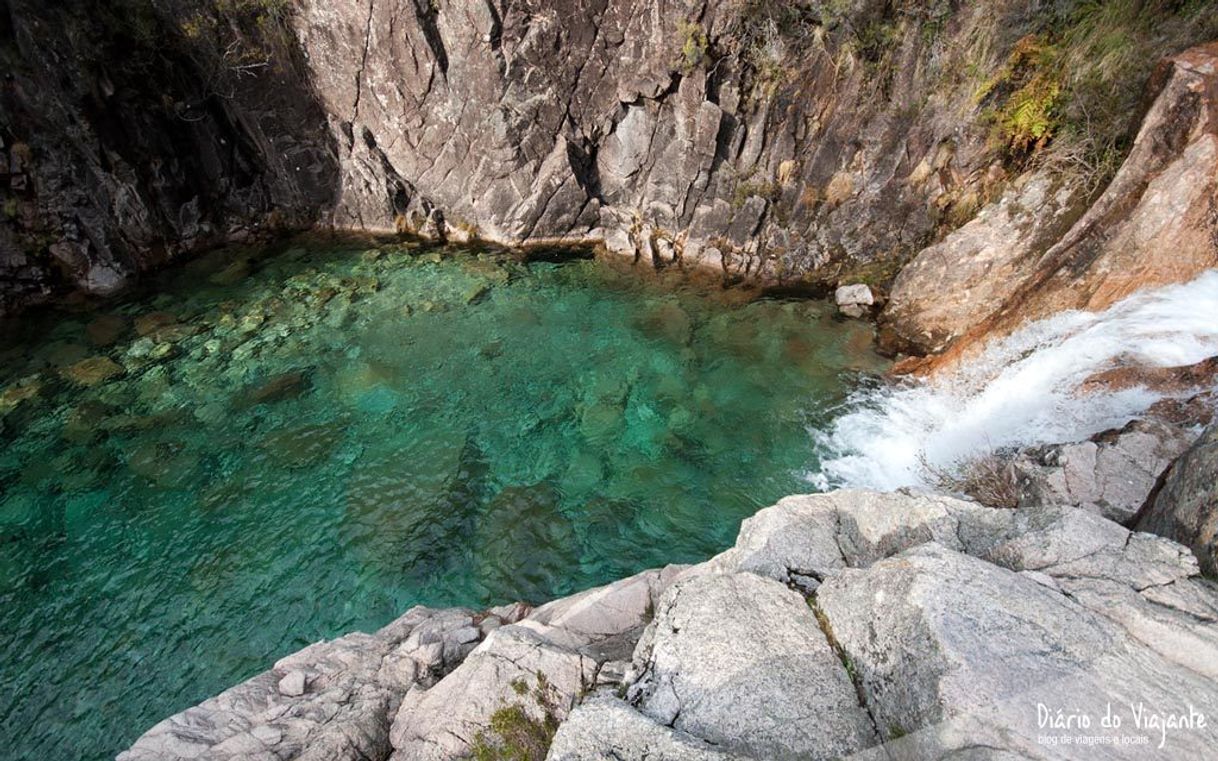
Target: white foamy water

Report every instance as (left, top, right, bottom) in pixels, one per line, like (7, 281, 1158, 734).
(812, 270, 1218, 491)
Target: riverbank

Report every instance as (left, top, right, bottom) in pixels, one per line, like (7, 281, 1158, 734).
(120, 480, 1218, 760)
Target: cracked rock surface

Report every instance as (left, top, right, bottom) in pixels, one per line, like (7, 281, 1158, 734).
(122, 489, 1218, 760)
(1137, 423, 1218, 576)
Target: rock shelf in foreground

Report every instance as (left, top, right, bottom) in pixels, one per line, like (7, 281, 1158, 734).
(121, 489, 1218, 760)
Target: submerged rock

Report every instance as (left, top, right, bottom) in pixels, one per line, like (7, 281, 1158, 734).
(474, 483, 577, 603)
(60, 356, 124, 386)
(258, 421, 346, 469)
(234, 370, 312, 407)
(84, 314, 126, 346)
(344, 432, 484, 585)
(133, 311, 177, 337)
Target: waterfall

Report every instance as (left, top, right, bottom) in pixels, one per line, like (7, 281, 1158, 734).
(812, 269, 1218, 491)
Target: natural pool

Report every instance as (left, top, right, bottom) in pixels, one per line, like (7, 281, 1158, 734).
(0, 240, 886, 761)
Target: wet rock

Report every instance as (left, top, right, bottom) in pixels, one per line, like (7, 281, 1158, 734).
(85, 314, 126, 346)
(60, 356, 124, 386)
(0, 377, 41, 416)
(126, 441, 199, 488)
(462, 282, 491, 305)
(345, 432, 483, 585)
(258, 422, 345, 469)
(208, 258, 251, 286)
(1137, 423, 1218, 576)
(633, 300, 693, 346)
(578, 401, 624, 444)
(1079, 356, 1218, 397)
(62, 400, 114, 443)
(234, 370, 312, 407)
(459, 257, 510, 284)
(475, 483, 577, 603)
(133, 311, 177, 337)
(42, 342, 89, 368)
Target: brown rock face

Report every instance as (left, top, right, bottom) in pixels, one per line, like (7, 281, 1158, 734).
(1078, 356, 1218, 397)
(885, 42, 1218, 364)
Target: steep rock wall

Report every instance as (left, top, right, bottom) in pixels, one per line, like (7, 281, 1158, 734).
(0, 0, 340, 312)
(0, 0, 1131, 311)
(2, 0, 1214, 330)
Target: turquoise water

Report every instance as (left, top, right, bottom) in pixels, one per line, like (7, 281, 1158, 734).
(0, 240, 885, 761)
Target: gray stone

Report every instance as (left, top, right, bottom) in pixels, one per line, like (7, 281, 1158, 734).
(387, 568, 676, 760)
(389, 625, 596, 761)
(1137, 423, 1218, 576)
(718, 489, 990, 585)
(119, 605, 481, 761)
(277, 670, 307, 697)
(627, 572, 877, 760)
(835, 283, 875, 318)
(547, 696, 745, 761)
(817, 543, 1218, 758)
(1014, 419, 1196, 523)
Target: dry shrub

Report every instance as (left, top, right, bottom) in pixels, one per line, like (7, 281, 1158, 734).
(920, 452, 1021, 509)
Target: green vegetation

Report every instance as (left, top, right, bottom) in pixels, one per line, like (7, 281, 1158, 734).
(976, 0, 1218, 190)
(677, 21, 709, 73)
(731, 177, 781, 209)
(976, 35, 1064, 156)
(470, 672, 562, 761)
(809, 598, 859, 684)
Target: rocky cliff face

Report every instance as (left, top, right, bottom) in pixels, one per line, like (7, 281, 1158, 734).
(885, 40, 1218, 361)
(0, 0, 342, 312)
(4, 0, 1213, 323)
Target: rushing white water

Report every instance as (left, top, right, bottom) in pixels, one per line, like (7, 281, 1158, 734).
(813, 269, 1218, 491)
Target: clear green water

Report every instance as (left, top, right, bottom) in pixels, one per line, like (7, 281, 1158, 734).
(0, 240, 885, 761)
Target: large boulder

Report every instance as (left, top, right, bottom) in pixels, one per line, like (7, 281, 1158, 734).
(885, 42, 1218, 360)
(817, 543, 1218, 758)
(626, 572, 877, 760)
(710, 489, 1003, 588)
(1137, 423, 1218, 576)
(882, 170, 1084, 355)
(122, 488, 1218, 761)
